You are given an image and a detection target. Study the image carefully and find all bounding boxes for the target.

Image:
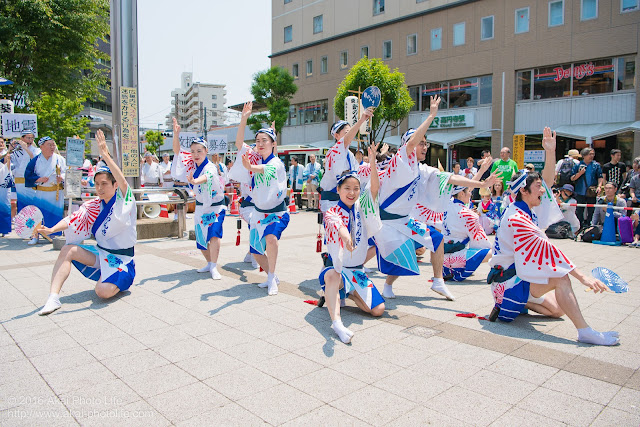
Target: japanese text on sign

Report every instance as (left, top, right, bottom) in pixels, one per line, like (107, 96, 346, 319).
(1, 113, 38, 138)
(66, 138, 85, 168)
(512, 134, 525, 169)
(120, 87, 139, 177)
(428, 112, 474, 129)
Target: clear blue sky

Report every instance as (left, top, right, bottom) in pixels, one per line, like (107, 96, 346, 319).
(137, 0, 272, 129)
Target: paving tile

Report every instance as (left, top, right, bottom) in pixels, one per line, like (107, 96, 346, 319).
(288, 367, 367, 403)
(101, 349, 171, 378)
(204, 365, 282, 401)
(516, 386, 604, 425)
(175, 349, 246, 380)
(151, 337, 214, 363)
(367, 341, 431, 368)
(608, 387, 640, 415)
(174, 318, 229, 337)
(461, 369, 537, 405)
(411, 354, 482, 385)
(147, 382, 229, 424)
(373, 369, 453, 404)
(425, 386, 511, 426)
(132, 325, 192, 348)
(41, 361, 116, 395)
(121, 364, 197, 399)
(84, 334, 146, 360)
(329, 385, 417, 426)
(489, 407, 566, 427)
(28, 346, 97, 375)
(331, 352, 401, 384)
(197, 327, 253, 350)
(59, 378, 140, 418)
(16, 331, 80, 358)
(542, 370, 621, 405)
(486, 355, 559, 386)
(79, 399, 172, 427)
(0, 375, 58, 411)
(283, 404, 368, 426)
(222, 339, 288, 366)
(0, 359, 42, 386)
(176, 401, 267, 426)
(388, 405, 472, 426)
(445, 342, 506, 368)
(237, 383, 323, 425)
(255, 352, 322, 382)
(0, 397, 75, 427)
(564, 354, 635, 386)
(590, 406, 640, 427)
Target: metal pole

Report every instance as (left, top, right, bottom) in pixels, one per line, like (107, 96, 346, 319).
(500, 71, 505, 151)
(204, 106, 207, 140)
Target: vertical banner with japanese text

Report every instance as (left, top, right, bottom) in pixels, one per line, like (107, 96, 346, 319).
(120, 87, 139, 177)
(512, 134, 525, 169)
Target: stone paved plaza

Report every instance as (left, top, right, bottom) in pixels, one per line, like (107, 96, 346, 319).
(1, 211, 639, 426)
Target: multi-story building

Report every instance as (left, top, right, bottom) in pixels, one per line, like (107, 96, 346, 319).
(165, 72, 227, 133)
(271, 0, 640, 165)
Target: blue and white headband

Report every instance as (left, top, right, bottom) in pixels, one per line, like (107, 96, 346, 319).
(337, 170, 360, 186)
(21, 129, 35, 137)
(255, 128, 276, 142)
(506, 170, 529, 196)
(37, 136, 52, 146)
(95, 165, 112, 175)
(401, 128, 416, 146)
(191, 137, 209, 151)
(452, 186, 466, 195)
(331, 121, 349, 139)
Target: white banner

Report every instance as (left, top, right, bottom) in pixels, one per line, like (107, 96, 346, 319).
(207, 134, 228, 154)
(1, 113, 38, 138)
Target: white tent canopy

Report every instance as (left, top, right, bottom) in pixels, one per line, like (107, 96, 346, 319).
(554, 121, 640, 144)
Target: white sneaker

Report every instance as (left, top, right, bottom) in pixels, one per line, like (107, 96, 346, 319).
(430, 279, 455, 301)
(243, 252, 253, 263)
(197, 263, 211, 273)
(210, 266, 222, 280)
(38, 296, 61, 316)
(28, 236, 39, 246)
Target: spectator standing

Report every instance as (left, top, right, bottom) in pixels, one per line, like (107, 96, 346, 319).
(602, 149, 627, 190)
(304, 154, 321, 211)
(159, 153, 173, 188)
(288, 155, 305, 209)
(571, 147, 603, 228)
(555, 184, 580, 233)
(141, 152, 163, 187)
(591, 182, 626, 226)
(491, 147, 519, 190)
(555, 149, 581, 186)
(452, 162, 463, 176)
(627, 159, 640, 212)
(463, 157, 477, 179)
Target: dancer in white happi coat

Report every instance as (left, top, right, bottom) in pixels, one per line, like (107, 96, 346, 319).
(320, 143, 384, 343)
(171, 118, 226, 280)
(319, 108, 374, 214)
(24, 136, 66, 244)
(0, 139, 13, 236)
(11, 129, 40, 212)
(233, 102, 288, 295)
(375, 96, 498, 301)
(141, 152, 163, 187)
(488, 127, 619, 345)
(38, 130, 136, 315)
(441, 186, 492, 282)
(159, 153, 173, 188)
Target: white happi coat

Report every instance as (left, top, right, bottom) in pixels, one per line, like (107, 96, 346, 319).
(11, 144, 40, 209)
(319, 139, 357, 213)
(442, 199, 492, 250)
(172, 150, 225, 249)
(411, 163, 454, 228)
(0, 154, 13, 234)
(25, 153, 66, 229)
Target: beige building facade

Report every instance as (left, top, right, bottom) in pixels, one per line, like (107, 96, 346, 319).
(271, 0, 640, 165)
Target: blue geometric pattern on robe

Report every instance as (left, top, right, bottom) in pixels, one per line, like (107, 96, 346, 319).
(443, 247, 491, 282)
(71, 244, 136, 291)
(376, 238, 420, 276)
(497, 277, 530, 322)
(319, 266, 385, 310)
(196, 209, 225, 250)
(0, 191, 11, 234)
(250, 212, 290, 255)
(36, 194, 64, 236)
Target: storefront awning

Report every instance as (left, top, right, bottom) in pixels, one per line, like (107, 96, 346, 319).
(554, 121, 640, 144)
(426, 129, 498, 147)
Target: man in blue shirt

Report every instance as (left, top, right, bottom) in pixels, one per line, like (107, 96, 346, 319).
(288, 155, 305, 209)
(570, 147, 603, 228)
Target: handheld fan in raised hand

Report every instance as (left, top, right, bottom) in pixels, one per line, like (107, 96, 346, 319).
(14, 205, 44, 238)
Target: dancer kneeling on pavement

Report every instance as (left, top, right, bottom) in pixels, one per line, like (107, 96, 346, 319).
(488, 127, 619, 345)
(235, 102, 289, 296)
(375, 95, 498, 301)
(38, 130, 136, 315)
(171, 117, 226, 280)
(441, 186, 492, 281)
(321, 144, 385, 343)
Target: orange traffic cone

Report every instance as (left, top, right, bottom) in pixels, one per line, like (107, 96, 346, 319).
(229, 190, 240, 216)
(288, 189, 297, 214)
(159, 204, 169, 218)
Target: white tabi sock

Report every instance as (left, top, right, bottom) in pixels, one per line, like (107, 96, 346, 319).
(197, 262, 212, 273)
(383, 283, 396, 299)
(251, 258, 259, 269)
(331, 320, 353, 344)
(340, 298, 346, 307)
(39, 293, 61, 316)
(430, 277, 455, 301)
(243, 252, 253, 263)
(210, 263, 222, 280)
(266, 272, 278, 296)
(577, 327, 620, 346)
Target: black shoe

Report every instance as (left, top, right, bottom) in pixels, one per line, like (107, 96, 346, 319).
(489, 305, 500, 322)
(443, 273, 454, 281)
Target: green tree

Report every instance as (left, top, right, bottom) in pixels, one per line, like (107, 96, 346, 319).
(0, 0, 110, 105)
(144, 130, 164, 155)
(334, 57, 414, 143)
(31, 92, 90, 149)
(247, 67, 297, 138)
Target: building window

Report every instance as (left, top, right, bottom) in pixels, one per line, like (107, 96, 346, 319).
(284, 25, 292, 43)
(453, 22, 465, 46)
(373, 0, 385, 15)
(449, 78, 478, 108)
(622, 0, 639, 12)
(515, 8, 529, 33)
(321, 56, 328, 74)
(284, 0, 292, 3)
(382, 40, 392, 60)
(339, 51, 348, 69)
(288, 99, 329, 126)
(306, 60, 313, 76)
(212, 103, 217, 108)
(581, 0, 598, 20)
(292, 63, 299, 79)
(422, 82, 449, 110)
(517, 70, 532, 100)
(407, 34, 417, 55)
(417, 75, 492, 110)
(313, 15, 323, 34)
(617, 56, 636, 90)
(481, 16, 494, 40)
(549, 1, 564, 26)
(212, 95, 217, 99)
(479, 75, 493, 104)
(574, 59, 615, 95)
(409, 86, 420, 111)
(533, 65, 571, 99)
(431, 28, 442, 50)
(361, 45, 369, 58)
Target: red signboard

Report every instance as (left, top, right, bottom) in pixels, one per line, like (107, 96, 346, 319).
(553, 63, 595, 82)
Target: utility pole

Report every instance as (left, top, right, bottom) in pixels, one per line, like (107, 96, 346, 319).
(203, 107, 208, 140)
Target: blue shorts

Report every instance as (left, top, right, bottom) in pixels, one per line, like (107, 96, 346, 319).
(250, 212, 290, 254)
(196, 209, 226, 250)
